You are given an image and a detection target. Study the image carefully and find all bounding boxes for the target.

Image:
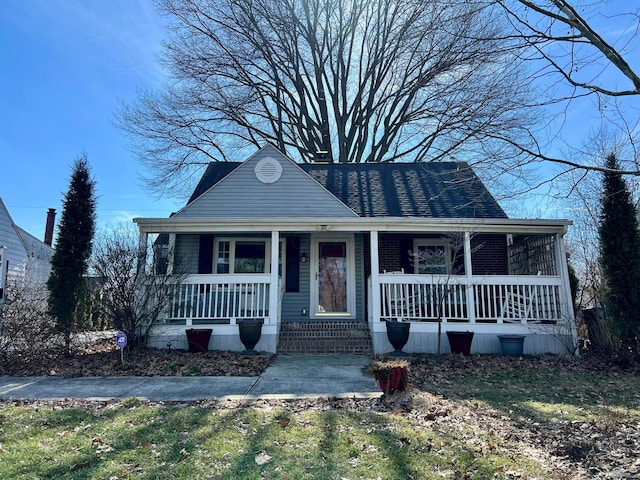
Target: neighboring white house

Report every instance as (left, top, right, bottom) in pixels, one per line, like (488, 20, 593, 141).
(134, 145, 576, 355)
(0, 197, 54, 301)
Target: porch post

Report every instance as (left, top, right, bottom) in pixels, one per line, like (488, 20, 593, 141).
(0, 246, 7, 302)
(463, 231, 476, 323)
(269, 230, 280, 326)
(555, 231, 578, 354)
(166, 233, 176, 275)
(138, 231, 149, 275)
(370, 230, 381, 323)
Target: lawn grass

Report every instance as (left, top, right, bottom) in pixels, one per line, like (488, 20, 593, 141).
(1, 398, 548, 480)
(423, 358, 640, 424)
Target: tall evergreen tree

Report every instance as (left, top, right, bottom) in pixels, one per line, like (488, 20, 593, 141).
(599, 153, 640, 353)
(47, 155, 96, 355)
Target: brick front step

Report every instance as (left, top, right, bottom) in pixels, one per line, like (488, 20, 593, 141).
(277, 321, 373, 354)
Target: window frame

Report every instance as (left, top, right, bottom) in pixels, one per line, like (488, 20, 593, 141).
(412, 238, 451, 275)
(213, 237, 284, 276)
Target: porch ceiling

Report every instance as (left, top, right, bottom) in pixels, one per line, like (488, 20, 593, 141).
(134, 216, 571, 235)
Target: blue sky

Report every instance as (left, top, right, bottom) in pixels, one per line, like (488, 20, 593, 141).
(0, 0, 177, 241)
(1, 1, 638, 242)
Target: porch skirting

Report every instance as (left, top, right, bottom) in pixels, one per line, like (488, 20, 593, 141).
(144, 322, 572, 356)
(370, 322, 574, 355)
(146, 324, 278, 353)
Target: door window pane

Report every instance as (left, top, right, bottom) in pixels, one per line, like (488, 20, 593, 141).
(318, 242, 347, 313)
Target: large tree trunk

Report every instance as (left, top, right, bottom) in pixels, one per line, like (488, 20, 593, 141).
(581, 308, 614, 353)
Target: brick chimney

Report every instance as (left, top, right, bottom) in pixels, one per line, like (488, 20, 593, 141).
(314, 150, 332, 164)
(44, 208, 56, 246)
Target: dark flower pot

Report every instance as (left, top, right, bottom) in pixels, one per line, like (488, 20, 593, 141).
(185, 328, 212, 353)
(377, 366, 407, 394)
(498, 334, 525, 357)
(386, 321, 410, 356)
(369, 359, 410, 394)
(238, 319, 263, 355)
(446, 331, 474, 356)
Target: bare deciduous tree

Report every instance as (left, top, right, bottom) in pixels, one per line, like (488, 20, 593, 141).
(119, 0, 536, 194)
(409, 232, 473, 354)
(494, 1, 640, 175)
(91, 226, 183, 347)
(560, 134, 634, 352)
(499, 0, 640, 97)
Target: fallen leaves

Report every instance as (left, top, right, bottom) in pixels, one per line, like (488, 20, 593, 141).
(1, 338, 274, 377)
(92, 437, 114, 454)
(70, 460, 92, 471)
(3, 345, 640, 479)
(254, 452, 272, 465)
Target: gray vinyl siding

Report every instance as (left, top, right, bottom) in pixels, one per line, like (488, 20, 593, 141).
(354, 233, 365, 320)
(281, 234, 311, 322)
(175, 145, 358, 219)
(174, 234, 200, 274)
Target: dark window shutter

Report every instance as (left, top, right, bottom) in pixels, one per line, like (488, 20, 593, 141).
(198, 235, 214, 274)
(400, 238, 413, 273)
(285, 236, 300, 292)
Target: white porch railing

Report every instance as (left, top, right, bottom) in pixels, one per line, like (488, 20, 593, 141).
(378, 274, 565, 324)
(167, 274, 281, 325)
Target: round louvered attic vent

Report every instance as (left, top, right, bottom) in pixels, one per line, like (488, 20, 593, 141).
(254, 157, 283, 184)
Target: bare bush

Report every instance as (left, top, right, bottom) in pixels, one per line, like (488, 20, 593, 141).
(91, 226, 184, 347)
(0, 285, 65, 374)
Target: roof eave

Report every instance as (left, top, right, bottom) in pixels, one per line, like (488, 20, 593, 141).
(134, 216, 571, 235)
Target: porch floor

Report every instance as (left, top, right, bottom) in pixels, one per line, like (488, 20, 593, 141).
(277, 321, 373, 355)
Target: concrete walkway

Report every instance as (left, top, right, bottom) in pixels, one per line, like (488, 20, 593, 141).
(0, 355, 381, 402)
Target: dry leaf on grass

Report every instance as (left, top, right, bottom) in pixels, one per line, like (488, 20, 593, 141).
(255, 452, 272, 465)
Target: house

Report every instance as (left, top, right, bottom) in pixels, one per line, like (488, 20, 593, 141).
(0, 197, 55, 302)
(134, 145, 576, 355)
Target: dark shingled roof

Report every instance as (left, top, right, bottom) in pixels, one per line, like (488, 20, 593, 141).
(188, 161, 507, 219)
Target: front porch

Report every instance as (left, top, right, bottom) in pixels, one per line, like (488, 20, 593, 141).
(370, 272, 573, 354)
(135, 218, 575, 355)
(144, 247, 285, 353)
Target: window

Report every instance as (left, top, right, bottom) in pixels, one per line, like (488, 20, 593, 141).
(413, 239, 450, 274)
(214, 238, 282, 275)
(216, 240, 231, 273)
(234, 241, 266, 273)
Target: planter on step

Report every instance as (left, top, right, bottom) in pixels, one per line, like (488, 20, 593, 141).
(185, 328, 212, 353)
(385, 320, 410, 356)
(498, 334, 525, 357)
(238, 319, 263, 355)
(446, 331, 474, 356)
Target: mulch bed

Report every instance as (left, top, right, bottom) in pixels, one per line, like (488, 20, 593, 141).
(0, 338, 273, 377)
